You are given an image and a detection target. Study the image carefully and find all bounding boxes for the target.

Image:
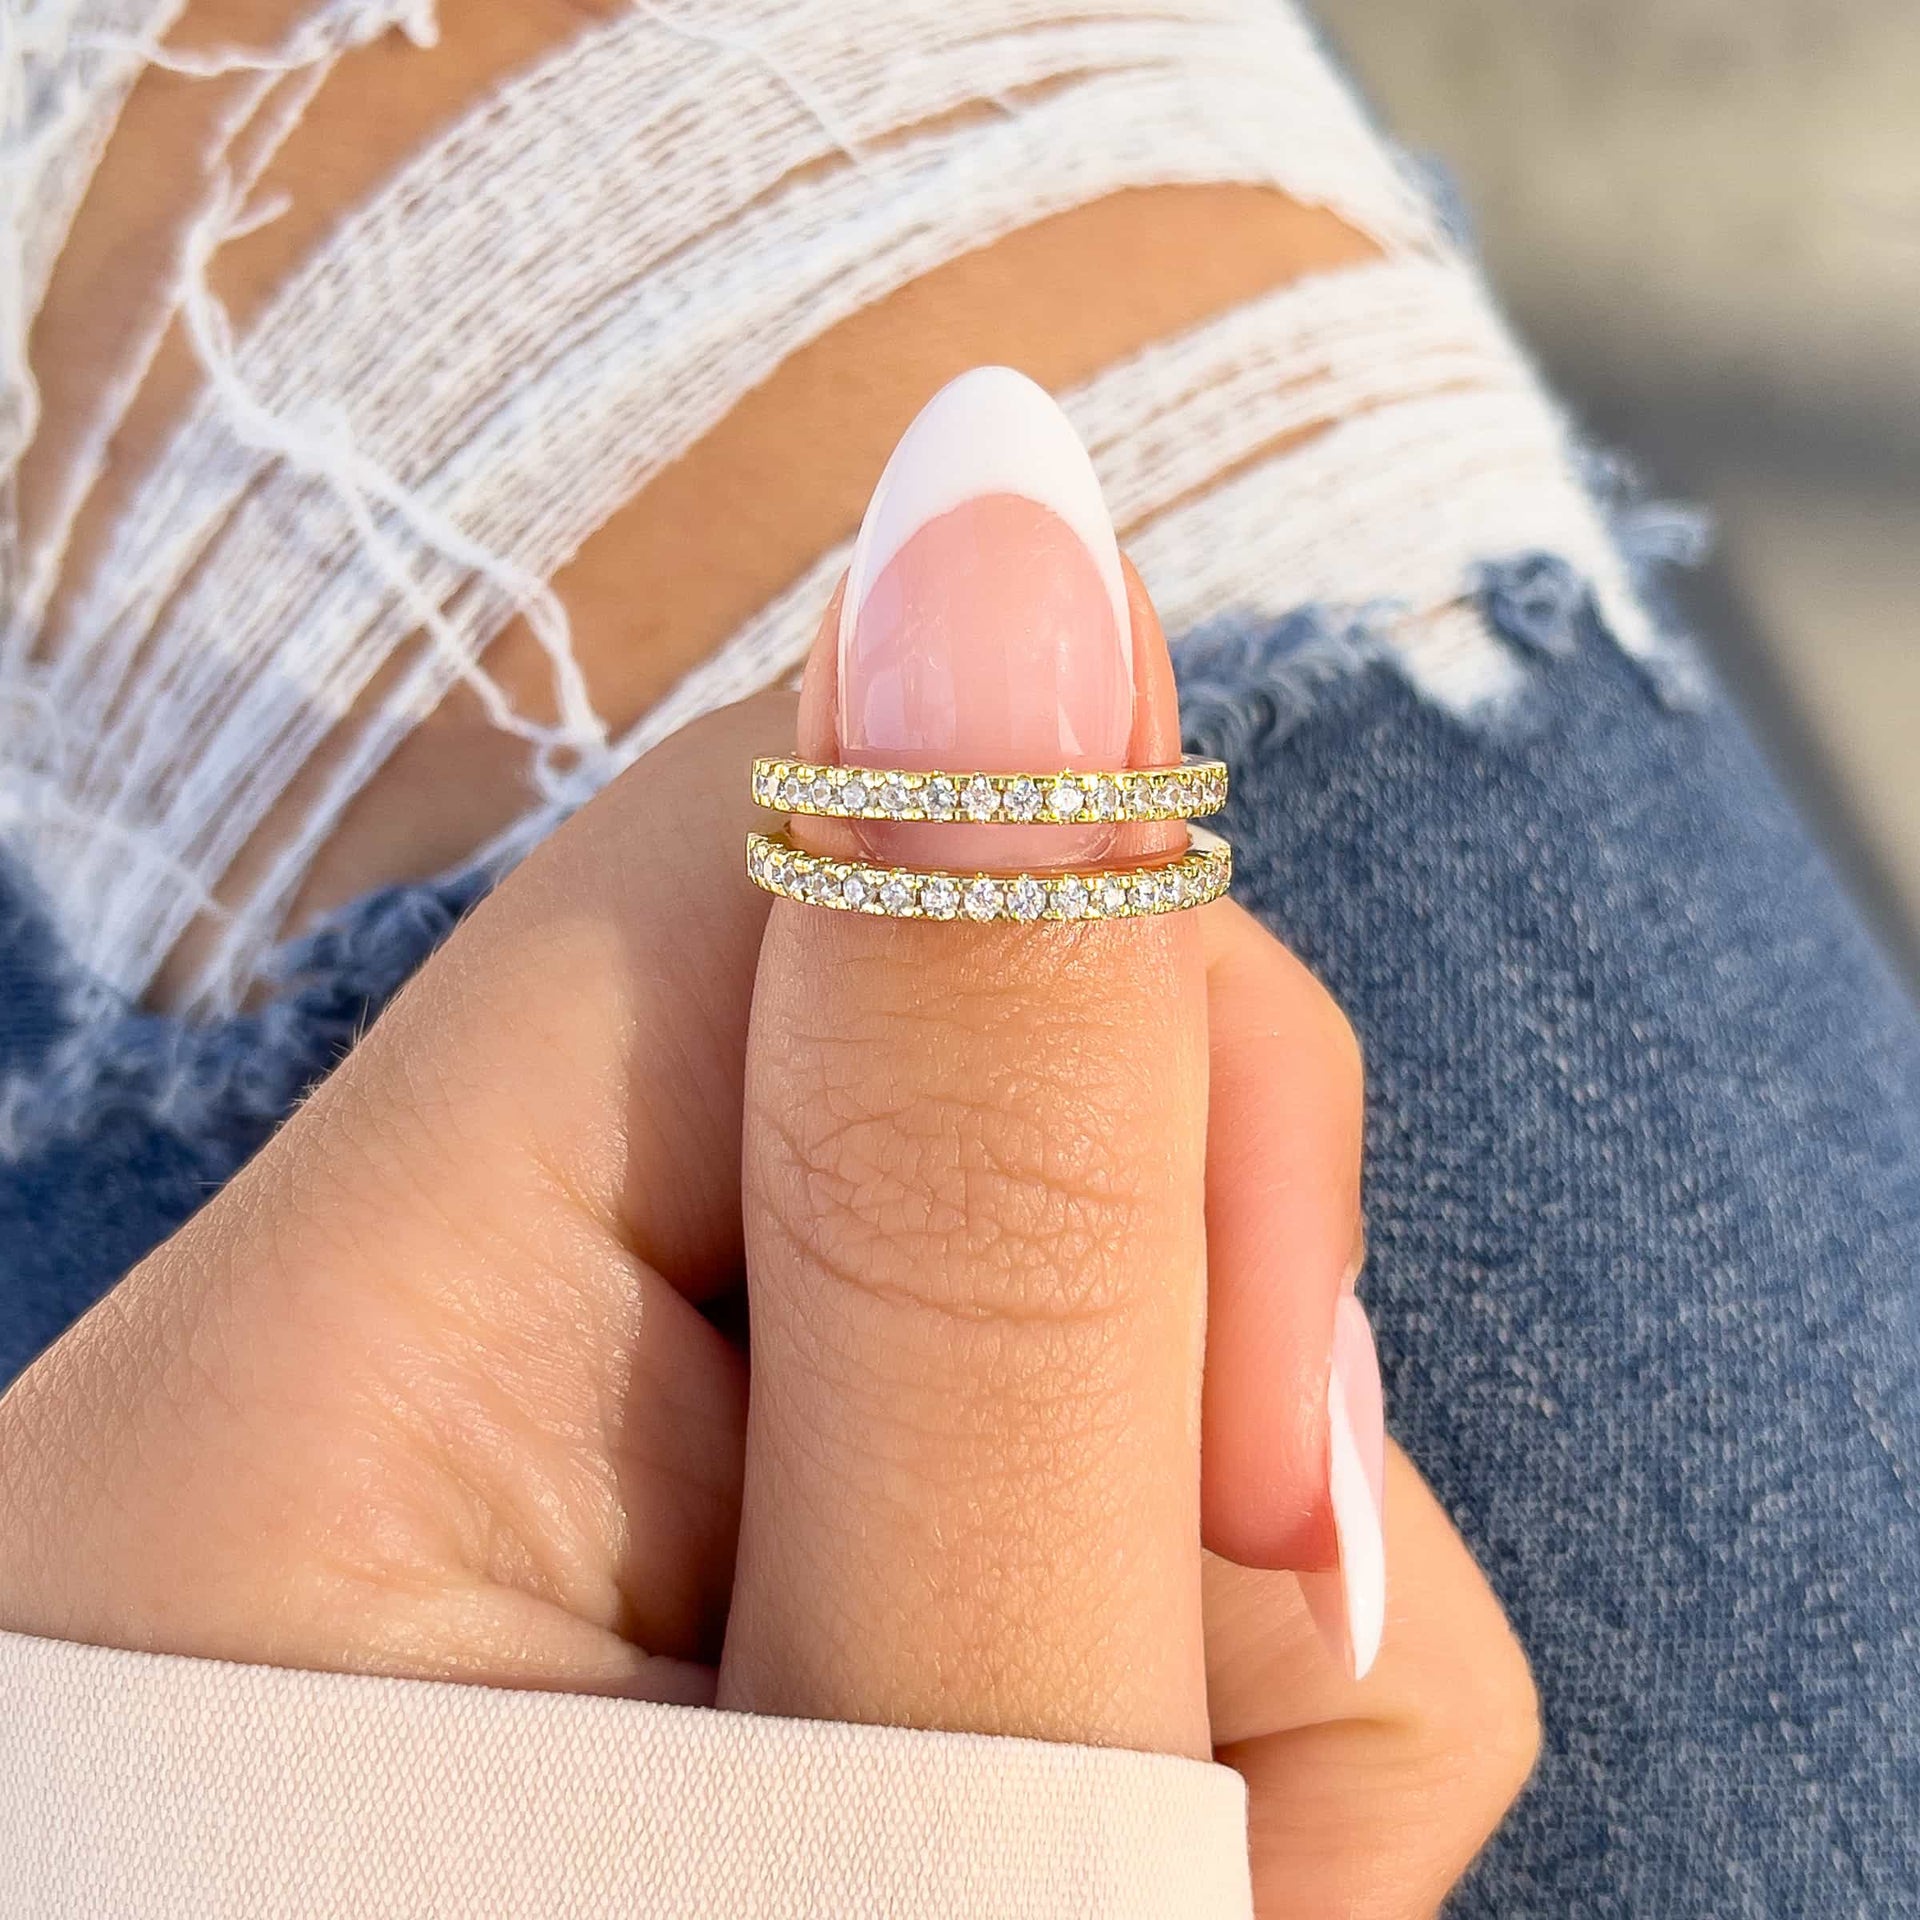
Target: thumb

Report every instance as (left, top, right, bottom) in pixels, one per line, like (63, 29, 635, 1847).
(720, 368, 1211, 1758)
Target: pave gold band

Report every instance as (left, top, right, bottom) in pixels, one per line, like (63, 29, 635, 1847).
(751, 754, 1227, 825)
(746, 826, 1232, 923)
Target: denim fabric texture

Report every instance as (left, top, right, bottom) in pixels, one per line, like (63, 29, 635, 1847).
(1185, 599, 1920, 1915)
(2, 569, 1917, 1912)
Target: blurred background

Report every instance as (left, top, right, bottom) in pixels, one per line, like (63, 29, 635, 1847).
(1317, 0, 1920, 978)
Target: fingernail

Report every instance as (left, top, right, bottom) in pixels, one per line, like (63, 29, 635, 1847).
(838, 366, 1133, 868)
(1300, 1294, 1387, 1681)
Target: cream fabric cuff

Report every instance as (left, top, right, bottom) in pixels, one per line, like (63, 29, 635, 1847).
(0, 1629, 1252, 1918)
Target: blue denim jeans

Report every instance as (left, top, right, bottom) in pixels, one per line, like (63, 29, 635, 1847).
(3, 560, 1916, 1912)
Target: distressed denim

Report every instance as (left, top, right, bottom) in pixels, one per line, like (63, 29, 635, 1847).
(2, 560, 1917, 1913)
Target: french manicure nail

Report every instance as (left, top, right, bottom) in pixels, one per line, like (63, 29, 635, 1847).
(1300, 1293, 1387, 1680)
(837, 366, 1132, 868)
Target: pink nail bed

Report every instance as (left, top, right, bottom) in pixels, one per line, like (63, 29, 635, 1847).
(1300, 1293, 1388, 1681)
(836, 367, 1133, 869)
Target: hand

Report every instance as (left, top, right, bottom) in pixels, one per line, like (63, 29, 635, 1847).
(0, 377, 1536, 1915)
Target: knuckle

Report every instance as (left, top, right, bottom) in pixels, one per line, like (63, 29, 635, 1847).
(1299, 968, 1366, 1104)
(1474, 1620, 1544, 1808)
(751, 1056, 1164, 1329)
(1426, 1607, 1542, 1834)
(748, 938, 1195, 1331)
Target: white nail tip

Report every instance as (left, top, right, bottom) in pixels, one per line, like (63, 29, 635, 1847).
(838, 365, 1129, 665)
(1301, 1296, 1386, 1681)
(1325, 1357, 1387, 1680)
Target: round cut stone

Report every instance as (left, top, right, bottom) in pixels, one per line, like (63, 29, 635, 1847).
(1007, 877, 1047, 921)
(778, 776, 804, 810)
(1047, 780, 1084, 820)
(878, 874, 916, 915)
(1005, 779, 1043, 822)
(961, 776, 999, 821)
(924, 777, 959, 819)
(919, 876, 961, 919)
(837, 777, 871, 814)
(1098, 878, 1130, 916)
(1052, 875, 1089, 919)
(878, 778, 914, 817)
(840, 873, 869, 910)
(1129, 874, 1162, 912)
(1089, 777, 1121, 820)
(963, 877, 1003, 920)
(808, 776, 836, 809)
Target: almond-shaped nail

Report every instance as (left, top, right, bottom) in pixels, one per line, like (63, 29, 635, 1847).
(1300, 1294, 1387, 1680)
(837, 366, 1132, 869)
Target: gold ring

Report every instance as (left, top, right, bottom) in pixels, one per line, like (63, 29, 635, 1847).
(751, 755, 1226, 824)
(745, 826, 1232, 922)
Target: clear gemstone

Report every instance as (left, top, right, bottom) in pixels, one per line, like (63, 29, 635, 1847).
(964, 877, 1003, 920)
(1089, 776, 1121, 820)
(919, 876, 961, 919)
(779, 776, 804, 809)
(1130, 874, 1161, 912)
(1098, 878, 1130, 916)
(1007, 877, 1046, 921)
(840, 872, 869, 910)
(924, 777, 959, 820)
(879, 874, 916, 915)
(879, 778, 914, 817)
(807, 867, 838, 905)
(1052, 876, 1089, 919)
(808, 776, 835, 809)
(961, 776, 998, 821)
(1005, 778, 1043, 822)
(838, 776, 871, 813)
(1047, 779, 1084, 820)
(1162, 869, 1188, 908)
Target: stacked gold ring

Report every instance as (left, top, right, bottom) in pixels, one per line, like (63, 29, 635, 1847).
(746, 826, 1232, 923)
(751, 754, 1226, 825)
(746, 757, 1232, 922)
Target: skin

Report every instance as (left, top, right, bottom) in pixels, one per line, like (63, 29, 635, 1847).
(4, 7, 1541, 1911)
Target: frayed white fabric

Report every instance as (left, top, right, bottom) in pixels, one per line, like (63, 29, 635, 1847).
(562, 256, 1643, 823)
(1, 0, 439, 616)
(0, 1630, 1253, 1919)
(1, 0, 1636, 1016)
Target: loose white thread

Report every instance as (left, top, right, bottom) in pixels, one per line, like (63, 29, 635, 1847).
(0, 2, 435, 637)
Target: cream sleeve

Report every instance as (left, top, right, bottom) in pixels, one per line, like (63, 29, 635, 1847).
(0, 1629, 1253, 1918)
